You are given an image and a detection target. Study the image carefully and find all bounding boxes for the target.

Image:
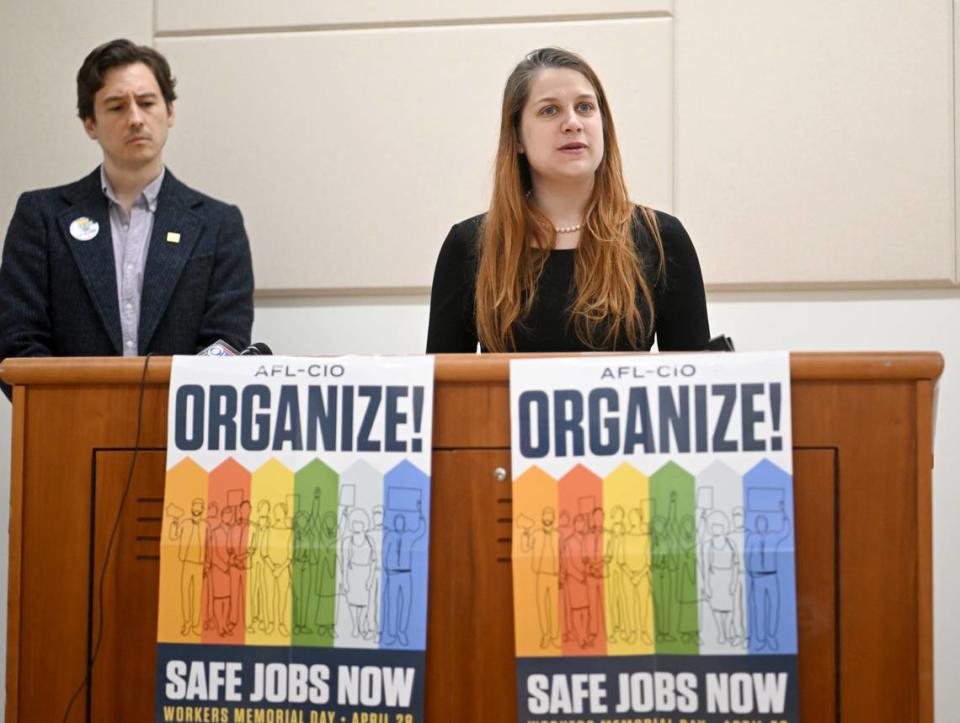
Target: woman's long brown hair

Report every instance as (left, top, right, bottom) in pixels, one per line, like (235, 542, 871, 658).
(475, 47, 665, 351)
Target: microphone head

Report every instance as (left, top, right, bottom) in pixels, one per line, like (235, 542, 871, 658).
(241, 342, 273, 356)
(197, 339, 239, 356)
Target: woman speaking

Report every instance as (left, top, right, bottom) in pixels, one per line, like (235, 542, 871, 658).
(426, 48, 709, 353)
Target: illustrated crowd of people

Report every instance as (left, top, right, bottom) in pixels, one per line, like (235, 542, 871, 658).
(519, 488, 792, 651)
(166, 487, 426, 646)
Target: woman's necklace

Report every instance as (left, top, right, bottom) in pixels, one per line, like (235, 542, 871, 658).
(554, 223, 582, 234)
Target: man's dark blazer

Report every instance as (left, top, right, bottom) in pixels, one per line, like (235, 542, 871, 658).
(0, 167, 254, 384)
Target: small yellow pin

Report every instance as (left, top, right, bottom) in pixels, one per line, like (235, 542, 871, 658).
(166, 232, 181, 244)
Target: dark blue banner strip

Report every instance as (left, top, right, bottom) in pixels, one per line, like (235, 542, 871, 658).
(516, 654, 798, 723)
(156, 643, 424, 722)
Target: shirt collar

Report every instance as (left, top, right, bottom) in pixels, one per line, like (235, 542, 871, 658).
(99, 165, 165, 213)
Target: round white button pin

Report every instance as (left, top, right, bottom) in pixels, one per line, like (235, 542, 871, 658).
(69, 217, 99, 241)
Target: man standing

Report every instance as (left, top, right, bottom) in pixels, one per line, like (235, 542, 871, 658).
(382, 502, 426, 647)
(0, 39, 253, 391)
(746, 502, 791, 652)
(168, 498, 207, 637)
(520, 506, 560, 649)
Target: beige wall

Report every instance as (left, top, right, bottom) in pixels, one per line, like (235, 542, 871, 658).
(157, 18, 674, 291)
(2, 1, 954, 292)
(157, 0, 957, 290)
(0, 0, 152, 225)
(677, 0, 955, 287)
(156, 0, 673, 32)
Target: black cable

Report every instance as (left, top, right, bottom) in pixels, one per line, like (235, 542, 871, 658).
(62, 353, 154, 723)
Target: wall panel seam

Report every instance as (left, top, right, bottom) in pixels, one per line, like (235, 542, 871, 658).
(954, 0, 959, 284)
(671, 0, 679, 214)
(154, 11, 673, 39)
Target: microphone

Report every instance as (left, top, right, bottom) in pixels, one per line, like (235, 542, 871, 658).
(706, 335, 735, 351)
(197, 340, 273, 357)
(197, 339, 239, 356)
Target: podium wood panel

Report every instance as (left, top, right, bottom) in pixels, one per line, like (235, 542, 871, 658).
(1, 353, 939, 722)
(91, 451, 164, 723)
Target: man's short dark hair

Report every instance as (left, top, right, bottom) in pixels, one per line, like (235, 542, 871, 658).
(76, 39, 177, 121)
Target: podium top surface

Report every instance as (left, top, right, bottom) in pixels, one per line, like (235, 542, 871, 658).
(0, 351, 944, 386)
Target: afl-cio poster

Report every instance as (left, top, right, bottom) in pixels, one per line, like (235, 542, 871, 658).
(510, 352, 798, 723)
(156, 355, 434, 723)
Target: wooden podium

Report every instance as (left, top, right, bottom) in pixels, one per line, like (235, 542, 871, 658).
(1, 352, 940, 722)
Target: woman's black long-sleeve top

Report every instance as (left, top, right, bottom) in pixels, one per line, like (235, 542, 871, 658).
(426, 208, 710, 353)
